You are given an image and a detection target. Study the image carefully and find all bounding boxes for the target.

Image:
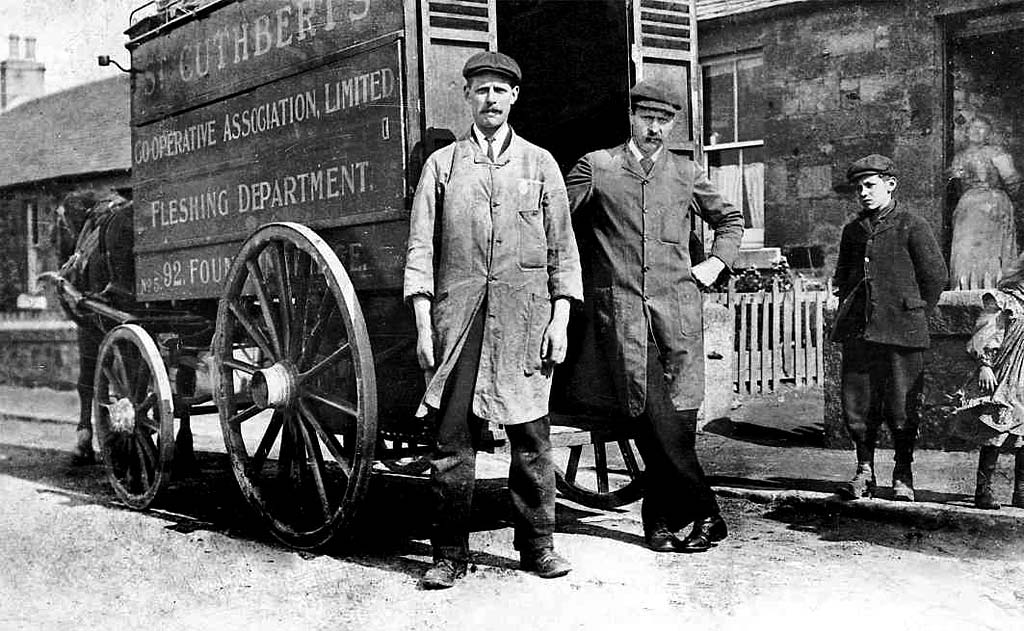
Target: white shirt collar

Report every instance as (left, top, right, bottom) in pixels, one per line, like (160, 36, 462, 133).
(628, 139, 662, 163)
(473, 123, 510, 156)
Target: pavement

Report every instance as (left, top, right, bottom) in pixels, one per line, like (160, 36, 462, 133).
(2, 383, 1023, 535)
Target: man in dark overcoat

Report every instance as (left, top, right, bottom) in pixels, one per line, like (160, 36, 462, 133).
(831, 154, 947, 501)
(566, 80, 744, 553)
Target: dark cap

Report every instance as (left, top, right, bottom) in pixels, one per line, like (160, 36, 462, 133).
(846, 154, 897, 182)
(462, 51, 521, 85)
(630, 80, 683, 114)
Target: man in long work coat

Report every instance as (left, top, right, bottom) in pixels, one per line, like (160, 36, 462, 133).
(832, 154, 947, 502)
(403, 51, 583, 589)
(566, 80, 744, 553)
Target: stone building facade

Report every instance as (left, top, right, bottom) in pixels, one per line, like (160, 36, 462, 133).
(0, 74, 130, 311)
(697, 0, 1024, 276)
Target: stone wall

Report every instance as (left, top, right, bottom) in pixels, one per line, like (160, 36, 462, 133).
(699, 0, 1024, 279)
(823, 290, 986, 450)
(0, 317, 79, 390)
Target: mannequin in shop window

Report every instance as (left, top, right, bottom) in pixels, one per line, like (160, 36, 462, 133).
(949, 115, 1023, 289)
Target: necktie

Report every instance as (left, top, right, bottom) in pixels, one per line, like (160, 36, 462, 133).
(640, 156, 654, 174)
(486, 136, 496, 162)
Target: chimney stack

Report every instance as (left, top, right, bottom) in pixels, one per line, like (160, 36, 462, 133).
(2, 34, 44, 111)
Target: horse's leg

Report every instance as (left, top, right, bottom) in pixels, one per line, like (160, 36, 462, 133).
(71, 324, 102, 465)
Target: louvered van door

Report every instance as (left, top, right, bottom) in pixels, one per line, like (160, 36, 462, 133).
(420, 0, 497, 149)
(630, 0, 701, 157)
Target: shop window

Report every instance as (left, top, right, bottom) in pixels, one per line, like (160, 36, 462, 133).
(702, 51, 765, 249)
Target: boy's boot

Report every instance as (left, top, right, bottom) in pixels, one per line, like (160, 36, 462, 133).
(974, 446, 1001, 510)
(892, 437, 916, 502)
(839, 450, 875, 500)
(1012, 448, 1024, 509)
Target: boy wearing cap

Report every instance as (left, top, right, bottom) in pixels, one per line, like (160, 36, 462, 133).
(832, 154, 947, 501)
(404, 51, 582, 588)
(566, 80, 744, 553)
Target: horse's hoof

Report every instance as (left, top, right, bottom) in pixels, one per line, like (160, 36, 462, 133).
(70, 446, 96, 466)
(70, 429, 96, 466)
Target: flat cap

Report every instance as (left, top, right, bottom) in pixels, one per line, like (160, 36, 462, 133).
(847, 154, 897, 182)
(462, 51, 521, 85)
(630, 80, 683, 114)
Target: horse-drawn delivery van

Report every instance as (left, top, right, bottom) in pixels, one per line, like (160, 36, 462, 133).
(56, 0, 703, 548)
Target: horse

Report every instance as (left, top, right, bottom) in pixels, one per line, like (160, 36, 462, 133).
(48, 190, 144, 464)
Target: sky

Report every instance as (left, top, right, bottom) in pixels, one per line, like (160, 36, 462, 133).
(1, 0, 138, 94)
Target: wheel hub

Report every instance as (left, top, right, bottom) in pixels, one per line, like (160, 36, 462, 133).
(107, 397, 136, 434)
(250, 361, 298, 409)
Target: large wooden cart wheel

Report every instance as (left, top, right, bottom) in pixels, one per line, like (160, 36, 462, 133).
(552, 428, 644, 510)
(213, 222, 377, 549)
(93, 324, 175, 509)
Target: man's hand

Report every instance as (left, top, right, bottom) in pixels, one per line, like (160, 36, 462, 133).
(541, 298, 571, 365)
(691, 256, 726, 289)
(979, 365, 997, 393)
(411, 295, 436, 381)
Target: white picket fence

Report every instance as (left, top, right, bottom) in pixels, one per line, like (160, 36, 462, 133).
(708, 277, 829, 394)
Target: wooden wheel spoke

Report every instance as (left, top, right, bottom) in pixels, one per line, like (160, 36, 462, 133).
(594, 442, 609, 494)
(111, 345, 131, 395)
(618, 440, 642, 478)
(223, 357, 260, 375)
(301, 390, 358, 419)
(277, 415, 297, 483)
(137, 414, 160, 434)
(135, 432, 157, 486)
(294, 411, 332, 519)
(290, 250, 311, 358)
(246, 260, 284, 359)
(565, 446, 582, 484)
(227, 404, 262, 427)
(270, 242, 293, 359)
(300, 290, 337, 367)
(124, 437, 142, 490)
(101, 366, 124, 397)
(299, 342, 351, 384)
(130, 361, 151, 404)
(228, 299, 276, 361)
(251, 410, 285, 475)
(298, 399, 352, 478)
(136, 391, 157, 416)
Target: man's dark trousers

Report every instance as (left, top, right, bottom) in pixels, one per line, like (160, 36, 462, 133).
(634, 338, 720, 533)
(430, 307, 555, 563)
(841, 341, 923, 464)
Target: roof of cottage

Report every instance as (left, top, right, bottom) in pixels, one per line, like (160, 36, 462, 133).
(0, 75, 130, 189)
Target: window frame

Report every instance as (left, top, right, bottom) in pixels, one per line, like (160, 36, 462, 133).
(701, 50, 766, 249)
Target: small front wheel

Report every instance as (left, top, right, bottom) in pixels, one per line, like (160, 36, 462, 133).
(93, 324, 175, 509)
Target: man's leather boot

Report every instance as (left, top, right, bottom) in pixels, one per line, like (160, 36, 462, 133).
(892, 462, 915, 502)
(1012, 448, 1024, 509)
(974, 446, 1001, 510)
(420, 559, 467, 590)
(839, 462, 875, 500)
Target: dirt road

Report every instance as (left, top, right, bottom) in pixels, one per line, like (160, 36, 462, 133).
(1, 417, 1022, 631)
